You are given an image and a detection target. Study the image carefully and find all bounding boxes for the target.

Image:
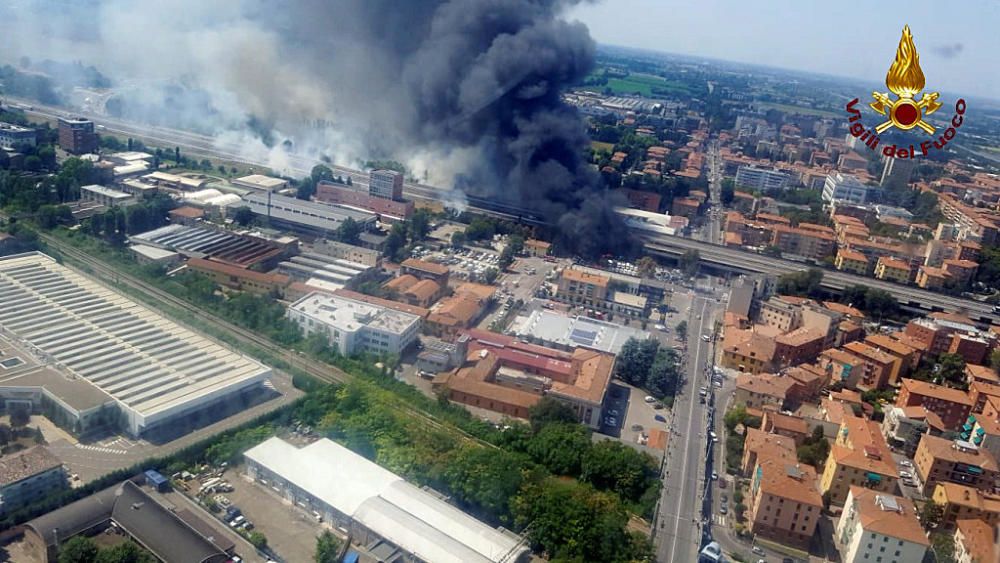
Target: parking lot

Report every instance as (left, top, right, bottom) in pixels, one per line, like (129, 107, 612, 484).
(215, 466, 328, 563)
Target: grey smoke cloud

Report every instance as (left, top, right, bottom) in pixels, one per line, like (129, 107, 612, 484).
(932, 43, 963, 58)
(0, 0, 634, 256)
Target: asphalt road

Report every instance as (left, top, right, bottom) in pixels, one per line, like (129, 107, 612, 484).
(654, 293, 721, 563)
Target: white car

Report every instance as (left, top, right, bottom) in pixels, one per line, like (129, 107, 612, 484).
(644, 396, 656, 403)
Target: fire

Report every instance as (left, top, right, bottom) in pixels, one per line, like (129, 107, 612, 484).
(886, 25, 925, 97)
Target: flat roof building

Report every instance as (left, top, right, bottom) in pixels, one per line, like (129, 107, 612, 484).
(80, 184, 137, 208)
(287, 292, 421, 356)
(0, 253, 271, 438)
(512, 309, 652, 355)
(0, 446, 67, 516)
(823, 172, 877, 205)
(244, 437, 529, 563)
(243, 191, 377, 235)
(57, 116, 98, 155)
(0, 122, 37, 149)
(232, 174, 288, 192)
(735, 165, 789, 191)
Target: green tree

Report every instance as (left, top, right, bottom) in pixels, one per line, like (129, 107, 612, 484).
(383, 223, 407, 262)
(646, 347, 679, 399)
(499, 245, 515, 270)
(451, 231, 467, 249)
(526, 423, 591, 476)
(776, 268, 824, 297)
(636, 256, 657, 279)
(680, 249, 700, 276)
(407, 209, 431, 241)
(676, 320, 688, 341)
(314, 530, 341, 563)
(232, 206, 255, 226)
(58, 536, 99, 563)
(720, 178, 735, 206)
(930, 532, 955, 563)
(247, 531, 268, 549)
(443, 446, 529, 525)
(528, 397, 579, 431)
(614, 337, 660, 387)
(507, 234, 525, 255)
(796, 426, 830, 468)
(336, 217, 362, 245)
(311, 164, 334, 183)
(482, 267, 499, 284)
(920, 499, 944, 530)
(297, 176, 317, 200)
(580, 440, 659, 503)
(95, 541, 155, 563)
(936, 353, 966, 386)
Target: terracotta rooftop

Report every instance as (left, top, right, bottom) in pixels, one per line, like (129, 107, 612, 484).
(736, 373, 795, 400)
(846, 487, 929, 546)
(754, 458, 823, 507)
(561, 268, 610, 287)
(762, 410, 809, 436)
(405, 279, 441, 301)
(168, 205, 205, 219)
(864, 333, 916, 357)
(842, 341, 897, 365)
(918, 434, 999, 470)
(744, 427, 797, 465)
(187, 257, 290, 286)
(898, 379, 973, 406)
(934, 482, 1000, 513)
(967, 364, 1000, 383)
(837, 249, 868, 262)
(833, 415, 898, 477)
(383, 274, 420, 292)
(955, 519, 998, 563)
(401, 258, 449, 276)
(822, 301, 866, 319)
(775, 327, 825, 347)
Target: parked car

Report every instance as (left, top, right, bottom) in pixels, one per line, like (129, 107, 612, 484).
(711, 471, 718, 480)
(644, 396, 656, 403)
(719, 506, 727, 515)
(752, 546, 766, 556)
(654, 414, 667, 422)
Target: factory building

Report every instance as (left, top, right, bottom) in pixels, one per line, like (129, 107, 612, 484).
(57, 117, 98, 154)
(243, 191, 377, 235)
(80, 184, 137, 208)
(0, 253, 271, 438)
(287, 292, 421, 356)
(245, 437, 529, 563)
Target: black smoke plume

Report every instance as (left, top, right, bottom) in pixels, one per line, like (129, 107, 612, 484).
(0, 0, 636, 258)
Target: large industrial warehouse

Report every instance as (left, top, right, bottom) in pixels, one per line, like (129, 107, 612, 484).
(245, 437, 529, 563)
(0, 253, 271, 438)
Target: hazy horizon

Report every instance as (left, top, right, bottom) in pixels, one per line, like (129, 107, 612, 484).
(568, 0, 999, 101)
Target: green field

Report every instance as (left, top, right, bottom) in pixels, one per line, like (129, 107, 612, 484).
(591, 141, 615, 153)
(601, 73, 697, 98)
(758, 102, 840, 118)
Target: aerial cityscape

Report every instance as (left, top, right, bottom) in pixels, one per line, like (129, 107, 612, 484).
(1, 1, 1000, 563)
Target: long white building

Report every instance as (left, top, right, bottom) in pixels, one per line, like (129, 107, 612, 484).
(287, 292, 420, 356)
(245, 437, 529, 563)
(823, 172, 877, 204)
(0, 253, 270, 437)
(735, 165, 789, 191)
(243, 192, 376, 234)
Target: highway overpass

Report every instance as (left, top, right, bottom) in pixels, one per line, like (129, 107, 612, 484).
(640, 233, 1000, 325)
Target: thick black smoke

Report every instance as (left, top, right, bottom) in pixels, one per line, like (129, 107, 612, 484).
(1, 0, 636, 258)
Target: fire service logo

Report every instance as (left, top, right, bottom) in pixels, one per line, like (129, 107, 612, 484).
(844, 25, 966, 159)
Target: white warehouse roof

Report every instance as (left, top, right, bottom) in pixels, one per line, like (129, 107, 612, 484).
(244, 437, 527, 563)
(0, 253, 270, 435)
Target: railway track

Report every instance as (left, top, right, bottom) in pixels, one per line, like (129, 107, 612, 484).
(38, 233, 496, 448)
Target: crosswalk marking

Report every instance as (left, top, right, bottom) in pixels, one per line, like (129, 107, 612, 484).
(74, 443, 128, 455)
(712, 514, 727, 527)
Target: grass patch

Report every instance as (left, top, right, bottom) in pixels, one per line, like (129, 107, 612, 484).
(591, 141, 615, 153)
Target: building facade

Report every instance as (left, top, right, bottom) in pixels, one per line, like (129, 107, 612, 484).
(57, 117, 98, 154)
(0, 446, 67, 516)
(835, 487, 928, 563)
(287, 292, 421, 356)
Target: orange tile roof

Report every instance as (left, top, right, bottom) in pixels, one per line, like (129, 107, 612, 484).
(561, 268, 609, 287)
(865, 333, 915, 357)
(762, 411, 809, 435)
(168, 205, 205, 219)
(549, 348, 614, 405)
(405, 279, 441, 301)
(837, 248, 868, 262)
(834, 415, 899, 477)
(842, 341, 897, 365)
(919, 434, 999, 470)
(823, 301, 865, 319)
(429, 294, 483, 327)
(744, 427, 797, 464)
(899, 379, 973, 406)
(454, 282, 496, 301)
(401, 258, 449, 276)
(187, 257, 289, 286)
(755, 458, 823, 507)
(384, 274, 420, 292)
(847, 487, 929, 546)
(935, 482, 1000, 513)
(967, 364, 1000, 383)
(955, 519, 997, 563)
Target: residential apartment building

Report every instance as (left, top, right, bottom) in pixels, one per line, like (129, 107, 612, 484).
(734, 373, 795, 410)
(823, 172, 877, 204)
(400, 258, 450, 286)
(931, 482, 1000, 531)
(836, 248, 870, 275)
(841, 341, 898, 391)
(0, 446, 67, 515)
(748, 458, 823, 549)
(881, 406, 946, 458)
(771, 224, 836, 261)
(287, 292, 421, 356)
(57, 116, 98, 154)
(0, 122, 36, 149)
(874, 257, 912, 284)
(865, 334, 918, 383)
(821, 415, 899, 505)
(758, 295, 807, 332)
(741, 427, 798, 477)
(914, 434, 1000, 496)
(557, 268, 609, 306)
(80, 184, 137, 209)
(895, 378, 974, 431)
(953, 518, 998, 563)
(735, 165, 790, 191)
(835, 487, 928, 563)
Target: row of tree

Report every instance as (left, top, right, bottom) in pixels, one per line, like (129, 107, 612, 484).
(614, 337, 681, 399)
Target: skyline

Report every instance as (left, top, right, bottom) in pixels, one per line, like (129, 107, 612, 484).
(568, 0, 999, 100)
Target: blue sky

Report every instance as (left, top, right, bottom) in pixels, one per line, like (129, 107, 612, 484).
(567, 0, 999, 99)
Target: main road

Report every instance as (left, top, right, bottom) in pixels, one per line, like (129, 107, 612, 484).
(654, 292, 721, 563)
